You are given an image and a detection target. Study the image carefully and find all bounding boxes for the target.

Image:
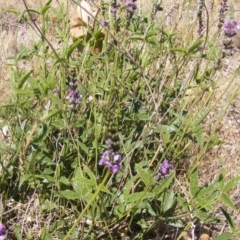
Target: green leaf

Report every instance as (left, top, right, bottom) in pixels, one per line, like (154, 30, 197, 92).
(25, 231, 33, 240)
(7, 9, 20, 14)
(190, 168, 198, 197)
(125, 36, 145, 41)
(67, 39, 84, 59)
(137, 109, 149, 121)
(170, 47, 187, 53)
(126, 191, 155, 203)
(58, 190, 81, 200)
(52, 119, 65, 130)
(161, 124, 178, 133)
(213, 232, 233, 240)
(195, 197, 213, 211)
(16, 89, 35, 96)
(153, 173, 175, 194)
(220, 207, 236, 231)
(14, 225, 23, 240)
(48, 93, 62, 107)
(218, 170, 226, 192)
(196, 183, 218, 198)
(145, 31, 157, 39)
(41, 109, 62, 121)
(33, 124, 49, 142)
(17, 70, 33, 89)
(59, 176, 70, 185)
(40, 225, 53, 240)
(18, 9, 40, 22)
(41, 200, 57, 211)
(123, 175, 138, 201)
(114, 203, 125, 218)
(72, 178, 88, 194)
(195, 210, 219, 223)
(84, 165, 97, 182)
(193, 109, 210, 126)
(136, 164, 153, 186)
(187, 40, 203, 54)
(72, 177, 96, 188)
(223, 176, 240, 192)
(39, 225, 46, 239)
(162, 189, 175, 213)
(19, 174, 32, 189)
(77, 140, 89, 154)
(193, 127, 204, 148)
(34, 174, 55, 183)
(220, 194, 236, 211)
(41, 0, 52, 15)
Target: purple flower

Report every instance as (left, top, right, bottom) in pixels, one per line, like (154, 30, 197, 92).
(100, 19, 109, 27)
(105, 138, 113, 148)
(110, 7, 117, 13)
(0, 223, 7, 236)
(110, 3, 121, 14)
(66, 80, 82, 111)
(156, 159, 174, 179)
(99, 149, 122, 174)
(125, 0, 137, 13)
(112, 165, 120, 173)
(223, 19, 240, 37)
(99, 150, 111, 165)
(113, 154, 122, 163)
(219, 0, 228, 15)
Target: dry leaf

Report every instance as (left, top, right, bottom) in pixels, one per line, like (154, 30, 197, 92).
(70, 10, 89, 38)
(70, 0, 95, 39)
(70, 0, 105, 53)
(76, 0, 96, 26)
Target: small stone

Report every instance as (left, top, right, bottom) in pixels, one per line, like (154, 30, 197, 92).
(200, 233, 210, 240)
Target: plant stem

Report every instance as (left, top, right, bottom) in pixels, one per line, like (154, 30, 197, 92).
(63, 170, 111, 240)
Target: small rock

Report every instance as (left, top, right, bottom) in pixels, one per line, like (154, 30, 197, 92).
(200, 233, 210, 240)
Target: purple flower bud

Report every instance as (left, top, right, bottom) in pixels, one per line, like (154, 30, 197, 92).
(100, 19, 110, 27)
(105, 161, 113, 169)
(110, 7, 117, 13)
(66, 86, 82, 111)
(105, 138, 113, 148)
(113, 154, 122, 163)
(0, 224, 6, 237)
(125, 0, 137, 13)
(99, 149, 122, 174)
(223, 19, 240, 37)
(112, 165, 120, 173)
(156, 159, 174, 179)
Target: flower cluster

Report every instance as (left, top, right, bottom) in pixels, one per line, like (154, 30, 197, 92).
(0, 224, 6, 240)
(222, 19, 240, 58)
(197, 0, 204, 36)
(223, 20, 240, 37)
(99, 110, 122, 174)
(110, 2, 121, 14)
(125, 0, 137, 13)
(66, 80, 82, 112)
(110, 3, 121, 14)
(218, 0, 229, 29)
(156, 159, 174, 179)
(100, 19, 110, 27)
(99, 147, 122, 173)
